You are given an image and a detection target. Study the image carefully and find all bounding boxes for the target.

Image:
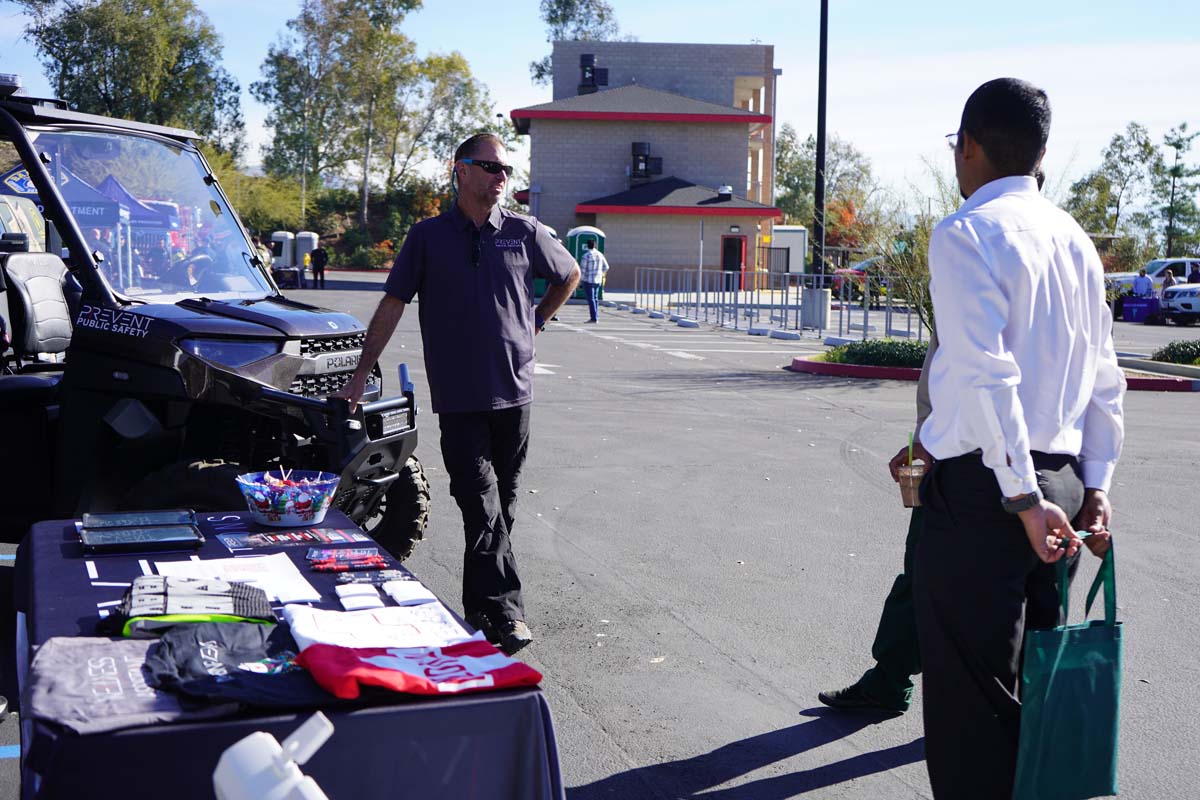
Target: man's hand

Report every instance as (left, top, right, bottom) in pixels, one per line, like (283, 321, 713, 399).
(888, 441, 932, 482)
(1017, 499, 1080, 563)
(332, 370, 370, 414)
(1074, 488, 1113, 557)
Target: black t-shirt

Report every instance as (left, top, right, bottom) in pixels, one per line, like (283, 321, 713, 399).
(144, 622, 341, 708)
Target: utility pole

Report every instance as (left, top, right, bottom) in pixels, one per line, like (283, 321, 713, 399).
(812, 0, 828, 275)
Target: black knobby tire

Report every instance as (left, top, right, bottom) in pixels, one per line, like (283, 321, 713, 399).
(361, 456, 431, 562)
(123, 459, 247, 511)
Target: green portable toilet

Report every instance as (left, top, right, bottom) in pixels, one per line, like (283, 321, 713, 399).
(534, 225, 606, 299)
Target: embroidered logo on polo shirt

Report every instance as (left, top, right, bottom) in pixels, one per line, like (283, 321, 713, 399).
(493, 238, 524, 248)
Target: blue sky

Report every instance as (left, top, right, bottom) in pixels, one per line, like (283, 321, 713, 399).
(2, 0, 1198, 196)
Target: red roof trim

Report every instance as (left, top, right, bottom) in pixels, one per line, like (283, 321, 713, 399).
(512, 110, 772, 124)
(577, 204, 782, 219)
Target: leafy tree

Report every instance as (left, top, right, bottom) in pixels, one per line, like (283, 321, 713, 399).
(773, 124, 875, 232)
(1065, 123, 1159, 237)
(1156, 123, 1200, 257)
(530, 0, 622, 86)
(379, 52, 512, 193)
(17, 0, 244, 158)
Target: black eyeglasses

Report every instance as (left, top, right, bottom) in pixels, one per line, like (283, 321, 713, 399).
(461, 158, 514, 177)
(945, 132, 959, 150)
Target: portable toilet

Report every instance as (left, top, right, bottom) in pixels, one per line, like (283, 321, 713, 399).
(565, 225, 605, 261)
(558, 225, 606, 300)
(296, 231, 318, 270)
(270, 231, 295, 268)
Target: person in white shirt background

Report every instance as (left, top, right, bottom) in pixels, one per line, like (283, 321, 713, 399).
(1131, 268, 1153, 297)
(578, 239, 610, 323)
(914, 77, 1125, 799)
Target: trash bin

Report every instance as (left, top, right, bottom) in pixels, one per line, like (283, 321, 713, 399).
(1121, 297, 1159, 323)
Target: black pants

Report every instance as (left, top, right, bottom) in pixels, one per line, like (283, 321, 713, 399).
(914, 453, 1083, 800)
(312, 265, 325, 288)
(857, 507, 923, 708)
(438, 405, 530, 625)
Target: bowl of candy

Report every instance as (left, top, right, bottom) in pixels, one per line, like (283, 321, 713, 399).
(235, 469, 340, 527)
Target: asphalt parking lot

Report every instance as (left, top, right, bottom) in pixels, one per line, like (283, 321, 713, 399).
(2, 271, 1196, 799)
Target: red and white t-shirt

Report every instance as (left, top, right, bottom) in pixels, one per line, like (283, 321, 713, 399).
(296, 639, 542, 699)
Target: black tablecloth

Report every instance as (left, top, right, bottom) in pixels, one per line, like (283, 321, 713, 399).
(14, 511, 564, 800)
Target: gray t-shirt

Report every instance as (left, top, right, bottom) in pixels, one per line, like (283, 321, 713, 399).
(25, 636, 237, 734)
(385, 203, 577, 414)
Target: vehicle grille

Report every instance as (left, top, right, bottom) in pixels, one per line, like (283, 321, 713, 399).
(288, 371, 378, 399)
(300, 333, 365, 356)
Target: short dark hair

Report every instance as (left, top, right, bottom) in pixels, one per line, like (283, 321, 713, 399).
(454, 133, 506, 162)
(586, 239, 596, 248)
(960, 78, 1050, 176)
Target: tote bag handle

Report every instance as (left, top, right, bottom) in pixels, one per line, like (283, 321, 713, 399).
(1056, 541, 1116, 625)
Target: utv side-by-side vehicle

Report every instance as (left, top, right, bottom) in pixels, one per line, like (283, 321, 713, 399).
(0, 75, 429, 558)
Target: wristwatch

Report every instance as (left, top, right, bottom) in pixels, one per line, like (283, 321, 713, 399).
(534, 313, 546, 332)
(1001, 488, 1043, 514)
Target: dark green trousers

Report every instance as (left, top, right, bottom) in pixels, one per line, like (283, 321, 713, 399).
(856, 506, 923, 708)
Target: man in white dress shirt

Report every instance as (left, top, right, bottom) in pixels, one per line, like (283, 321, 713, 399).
(915, 78, 1125, 799)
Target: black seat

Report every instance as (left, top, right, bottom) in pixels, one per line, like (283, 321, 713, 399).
(2, 252, 73, 371)
(0, 373, 60, 409)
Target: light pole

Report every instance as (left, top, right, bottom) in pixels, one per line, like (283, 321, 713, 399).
(812, 0, 828, 275)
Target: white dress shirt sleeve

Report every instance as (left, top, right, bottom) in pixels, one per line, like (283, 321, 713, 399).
(1080, 303, 1125, 492)
(928, 221, 1038, 497)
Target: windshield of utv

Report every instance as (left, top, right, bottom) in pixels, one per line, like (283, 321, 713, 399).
(24, 128, 272, 302)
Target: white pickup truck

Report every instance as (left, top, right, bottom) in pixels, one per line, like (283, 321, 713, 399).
(1106, 257, 1200, 295)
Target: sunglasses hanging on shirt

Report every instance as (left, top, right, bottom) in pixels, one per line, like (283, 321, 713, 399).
(470, 228, 482, 267)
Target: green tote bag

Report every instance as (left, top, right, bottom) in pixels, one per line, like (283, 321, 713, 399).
(1014, 547, 1122, 799)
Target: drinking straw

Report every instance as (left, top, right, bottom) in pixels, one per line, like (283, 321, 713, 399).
(907, 433, 914, 466)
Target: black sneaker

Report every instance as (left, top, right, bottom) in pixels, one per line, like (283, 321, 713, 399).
(498, 620, 533, 656)
(464, 612, 500, 645)
(818, 683, 908, 714)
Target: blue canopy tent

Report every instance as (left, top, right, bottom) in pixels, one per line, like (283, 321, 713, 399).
(0, 164, 134, 286)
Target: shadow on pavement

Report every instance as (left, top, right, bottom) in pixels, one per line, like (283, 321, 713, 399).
(612, 369, 894, 394)
(567, 707, 924, 799)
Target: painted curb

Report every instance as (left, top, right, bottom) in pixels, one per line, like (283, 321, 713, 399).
(769, 329, 803, 341)
(1117, 357, 1200, 380)
(669, 314, 683, 322)
(788, 356, 919, 381)
(788, 356, 1200, 391)
(677, 319, 700, 328)
(601, 301, 617, 307)
(748, 327, 770, 336)
(648, 311, 665, 319)
(632, 308, 648, 314)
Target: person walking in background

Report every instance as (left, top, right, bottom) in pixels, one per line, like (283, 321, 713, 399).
(310, 245, 328, 289)
(334, 132, 580, 656)
(819, 331, 937, 715)
(578, 239, 609, 323)
(916, 77, 1125, 799)
(1161, 267, 1177, 295)
(1188, 263, 1200, 284)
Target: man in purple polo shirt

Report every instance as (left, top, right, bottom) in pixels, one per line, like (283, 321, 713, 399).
(335, 133, 580, 655)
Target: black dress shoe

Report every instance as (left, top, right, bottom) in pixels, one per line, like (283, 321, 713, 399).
(464, 613, 500, 645)
(498, 620, 533, 656)
(818, 683, 908, 714)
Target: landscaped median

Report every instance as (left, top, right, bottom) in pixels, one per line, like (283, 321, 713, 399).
(788, 339, 1200, 392)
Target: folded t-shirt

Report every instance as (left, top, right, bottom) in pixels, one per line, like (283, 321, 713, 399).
(25, 636, 237, 734)
(144, 622, 340, 708)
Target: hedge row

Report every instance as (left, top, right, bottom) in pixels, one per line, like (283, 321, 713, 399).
(823, 339, 930, 369)
(1150, 340, 1200, 366)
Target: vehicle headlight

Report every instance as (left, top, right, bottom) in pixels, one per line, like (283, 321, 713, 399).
(180, 338, 281, 368)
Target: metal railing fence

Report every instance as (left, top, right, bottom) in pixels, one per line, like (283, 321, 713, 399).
(630, 267, 929, 342)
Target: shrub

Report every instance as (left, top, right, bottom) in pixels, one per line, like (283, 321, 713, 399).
(823, 338, 929, 368)
(1151, 340, 1200, 365)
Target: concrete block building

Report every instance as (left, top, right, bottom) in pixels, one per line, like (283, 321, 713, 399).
(511, 41, 782, 288)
